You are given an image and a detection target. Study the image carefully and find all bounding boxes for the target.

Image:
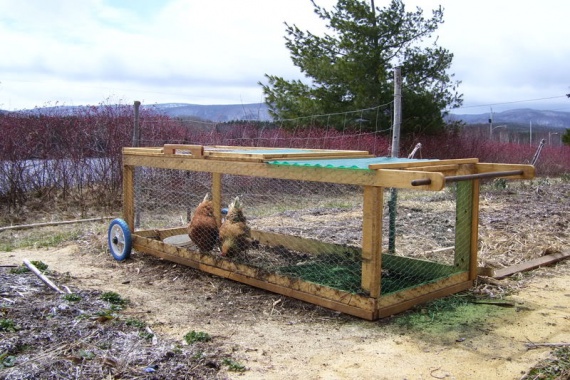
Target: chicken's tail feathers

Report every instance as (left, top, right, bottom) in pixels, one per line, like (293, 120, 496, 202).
(229, 196, 241, 210)
(203, 193, 212, 202)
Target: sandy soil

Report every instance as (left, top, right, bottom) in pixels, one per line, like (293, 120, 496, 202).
(1, 179, 569, 379)
(1, 243, 568, 380)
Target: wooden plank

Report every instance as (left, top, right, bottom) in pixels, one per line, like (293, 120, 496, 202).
(377, 280, 473, 318)
(475, 163, 535, 179)
(490, 251, 570, 279)
(375, 169, 445, 191)
(469, 179, 480, 280)
(132, 235, 377, 319)
(123, 154, 381, 187)
(368, 158, 479, 170)
(361, 186, 383, 297)
(377, 272, 470, 308)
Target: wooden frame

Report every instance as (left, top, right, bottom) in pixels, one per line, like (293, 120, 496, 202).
(121, 145, 534, 320)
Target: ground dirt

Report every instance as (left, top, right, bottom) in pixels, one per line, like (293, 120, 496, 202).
(0, 179, 569, 379)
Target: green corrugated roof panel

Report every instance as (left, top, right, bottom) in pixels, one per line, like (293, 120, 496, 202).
(267, 157, 437, 170)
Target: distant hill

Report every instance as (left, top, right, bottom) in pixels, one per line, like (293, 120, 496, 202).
(2, 103, 569, 129)
(144, 103, 272, 122)
(0, 103, 273, 123)
(448, 108, 570, 129)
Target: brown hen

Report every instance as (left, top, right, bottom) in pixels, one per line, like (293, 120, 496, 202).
(219, 196, 257, 257)
(188, 193, 219, 253)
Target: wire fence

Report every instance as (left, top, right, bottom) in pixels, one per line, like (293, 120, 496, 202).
(133, 165, 471, 296)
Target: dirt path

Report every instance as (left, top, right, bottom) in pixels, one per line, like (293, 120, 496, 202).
(2, 244, 568, 379)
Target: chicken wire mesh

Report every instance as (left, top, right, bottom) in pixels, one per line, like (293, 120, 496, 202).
(132, 167, 473, 297)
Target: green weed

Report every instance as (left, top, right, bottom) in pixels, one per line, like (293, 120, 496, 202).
(100, 291, 128, 307)
(10, 260, 48, 274)
(125, 318, 146, 329)
(62, 293, 82, 302)
(223, 358, 246, 372)
(184, 330, 211, 344)
(0, 319, 18, 332)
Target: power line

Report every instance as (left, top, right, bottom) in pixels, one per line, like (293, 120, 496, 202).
(452, 95, 567, 111)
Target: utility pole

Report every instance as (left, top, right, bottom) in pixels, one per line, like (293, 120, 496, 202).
(391, 67, 402, 158)
(488, 107, 493, 138)
(388, 67, 402, 253)
(529, 120, 532, 146)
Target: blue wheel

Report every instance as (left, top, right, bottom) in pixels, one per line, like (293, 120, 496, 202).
(108, 218, 132, 261)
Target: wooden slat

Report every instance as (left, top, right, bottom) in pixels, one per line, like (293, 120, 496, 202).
(123, 154, 381, 186)
(368, 158, 479, 170)
(488, 250, 570, 279)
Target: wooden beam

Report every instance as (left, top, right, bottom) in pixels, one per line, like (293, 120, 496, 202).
(361, 186, 383, 297)
(123, 154, 380, 186)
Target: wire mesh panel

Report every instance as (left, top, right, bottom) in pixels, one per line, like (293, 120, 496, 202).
(381, 185, 469, 295)
(132, 167, 473, 297)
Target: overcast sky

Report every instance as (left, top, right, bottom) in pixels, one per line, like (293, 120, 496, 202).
(1, 0, 569, 114)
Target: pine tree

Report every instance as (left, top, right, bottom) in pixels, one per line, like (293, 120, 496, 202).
(260, 0, 462, 134)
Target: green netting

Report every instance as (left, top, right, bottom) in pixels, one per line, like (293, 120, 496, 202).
(268, 156, 437, 170)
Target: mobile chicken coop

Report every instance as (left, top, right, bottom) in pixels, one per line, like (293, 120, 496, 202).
(108, 144, 534, 320)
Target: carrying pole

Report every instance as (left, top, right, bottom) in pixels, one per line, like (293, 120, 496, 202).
(388, 67, 402, 253)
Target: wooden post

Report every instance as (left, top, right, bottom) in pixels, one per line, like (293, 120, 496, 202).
(361, 186, 383, 297)
(123, 164, 135, 232)
(454, 180, 473, 271)
(133, 101, 141, 147)
(212, 173, 223, 226)
(469, 179, 480, 280)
